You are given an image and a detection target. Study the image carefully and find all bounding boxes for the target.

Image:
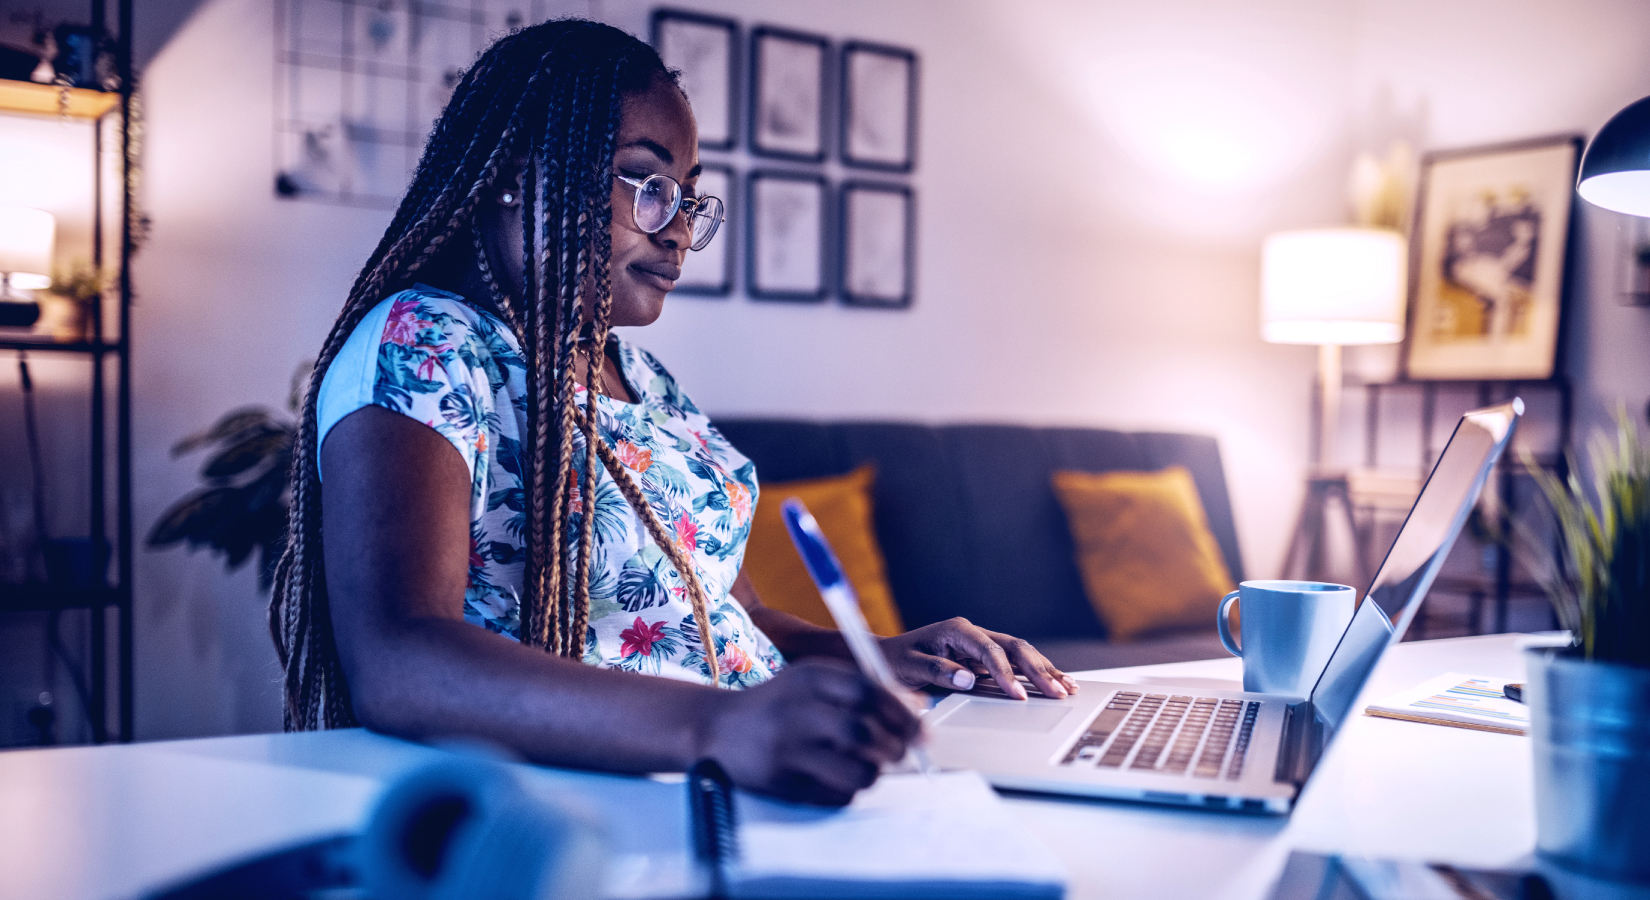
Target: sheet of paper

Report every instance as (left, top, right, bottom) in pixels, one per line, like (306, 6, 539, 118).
(1365, 672, 1529, 734)
(606, 771, 1065, 899)
(734, 771, 1066, 897)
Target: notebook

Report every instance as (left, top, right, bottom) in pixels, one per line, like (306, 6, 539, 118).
(605, 762, 1066, 899)
(1364, 673, 1529, 735)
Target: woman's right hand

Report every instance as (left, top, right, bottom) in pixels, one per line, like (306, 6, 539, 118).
(697, 658, 923, 806)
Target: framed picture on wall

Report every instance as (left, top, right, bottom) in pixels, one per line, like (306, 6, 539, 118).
(748, 170, 828, 301)
(749, 26, 828, 162)
(839, 181, 914, 308)
(675, 164, 735, 296)
(651, 10, 737, 151)
(1403, 135, 1583, 381)
(840, 41, 917, 172)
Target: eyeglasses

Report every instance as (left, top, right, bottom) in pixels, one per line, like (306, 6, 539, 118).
(614, 173, 724, 251)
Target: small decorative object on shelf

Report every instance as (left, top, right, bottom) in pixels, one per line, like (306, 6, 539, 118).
(40, 259, 107, 341)
(1522, 412, 1650, 885)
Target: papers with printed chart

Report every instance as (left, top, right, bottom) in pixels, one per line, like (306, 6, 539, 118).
(1364, 673, 1529, 735)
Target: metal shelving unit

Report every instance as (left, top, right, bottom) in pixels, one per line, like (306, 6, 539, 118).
(0, 0, 134, 744)
(1357, 377, 1570, 638)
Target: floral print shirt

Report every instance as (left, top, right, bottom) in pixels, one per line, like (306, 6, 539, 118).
(316, 286, 783, 688)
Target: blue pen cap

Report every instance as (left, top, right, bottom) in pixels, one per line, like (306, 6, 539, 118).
(780, 499, 845, 589)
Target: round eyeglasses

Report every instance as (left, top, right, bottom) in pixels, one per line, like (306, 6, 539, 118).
(615, 172, 724, 251)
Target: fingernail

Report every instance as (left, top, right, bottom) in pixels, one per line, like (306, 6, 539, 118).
(951, 669, 975, 689)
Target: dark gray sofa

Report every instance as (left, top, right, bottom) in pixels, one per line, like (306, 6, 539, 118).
(714, 420, 1241, 671)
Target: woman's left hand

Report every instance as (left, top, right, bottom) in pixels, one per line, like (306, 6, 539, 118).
(879, 618, 1079, 700)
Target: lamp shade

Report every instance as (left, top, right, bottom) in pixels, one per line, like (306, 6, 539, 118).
(1577, 94, 1650, 217)
(1261, 227, 1406, 345)
(0, 205, 55, 290)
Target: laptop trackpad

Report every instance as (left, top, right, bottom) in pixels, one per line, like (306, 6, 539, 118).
(938, 698, 1072, 733)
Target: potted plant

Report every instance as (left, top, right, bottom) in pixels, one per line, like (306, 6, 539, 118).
(147, 366, 306, 590)
(1524, 413, 1650, 884)
(40, 260, 107, 342)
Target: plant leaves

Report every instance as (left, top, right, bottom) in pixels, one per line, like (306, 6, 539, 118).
(201, 427, 292, 479)
(171, 407, 275, 457)
(243, 458, 291, 512)
(147, 487, 239, 547)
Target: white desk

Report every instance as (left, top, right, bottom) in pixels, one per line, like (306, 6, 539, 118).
(0, 634, 1536, 900)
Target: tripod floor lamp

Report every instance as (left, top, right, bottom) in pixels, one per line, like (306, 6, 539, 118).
(1263, 227, 1407, 583)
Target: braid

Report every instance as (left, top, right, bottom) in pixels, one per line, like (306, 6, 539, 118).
(570, 57, 624, 667)
(272, 20, 707, 729)
(545, 67, 586, 656)
(569, 61, 607, 660)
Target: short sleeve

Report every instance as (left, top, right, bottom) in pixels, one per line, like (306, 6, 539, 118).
(315, 290, 499, 482)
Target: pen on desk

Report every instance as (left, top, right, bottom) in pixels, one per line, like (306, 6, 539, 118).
(781, 499, 938, 777)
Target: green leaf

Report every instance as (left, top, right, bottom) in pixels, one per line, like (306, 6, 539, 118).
(201, 427, 291, 479)
(171, 408, 276, 456)
(147, 487, 239, 547)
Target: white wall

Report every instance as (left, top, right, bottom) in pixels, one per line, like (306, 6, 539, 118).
(118, 0, 1650, 739)
(1347, 0, 1650, 452)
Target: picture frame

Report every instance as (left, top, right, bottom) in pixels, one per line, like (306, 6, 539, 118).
(840, 41, 917, 172)
(651, 10, 738, 152)
(749, 26, 828, 162)
(674, 163, 736, 297)
(747, 170, 828, 302)
(839, 181, 914, 308)
(1403, 135, 1583, 381)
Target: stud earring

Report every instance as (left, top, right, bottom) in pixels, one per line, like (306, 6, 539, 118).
(498, 189, 520, 208)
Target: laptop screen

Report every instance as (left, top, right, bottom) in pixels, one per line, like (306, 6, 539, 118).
(1305, 399, 1523, 731)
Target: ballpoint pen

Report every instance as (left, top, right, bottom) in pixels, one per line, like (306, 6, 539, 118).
(781, 498, 938, 776)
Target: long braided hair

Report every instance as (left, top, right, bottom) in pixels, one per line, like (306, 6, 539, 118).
(271, 20, 722, 731)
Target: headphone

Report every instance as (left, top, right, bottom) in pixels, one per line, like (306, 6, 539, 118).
(361, 759, 606, 900)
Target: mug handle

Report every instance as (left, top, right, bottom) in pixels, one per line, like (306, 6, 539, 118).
(1217, 590, 1242, 657)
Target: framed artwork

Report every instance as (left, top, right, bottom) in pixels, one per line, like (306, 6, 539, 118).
(747, 170, 828, 301)
(651, 10, 737, 152)
(1403, 135, 1583, 381)
(749, 26, 828, 162)
(839, 182, 914, 308)
(675, 164, 735, 297)
(840, 41, 917, 172)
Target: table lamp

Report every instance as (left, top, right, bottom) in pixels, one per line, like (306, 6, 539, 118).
(1263, 227, 1406, 582)
(1262, 227, 1407, 470)
(0, 204, 55, 328)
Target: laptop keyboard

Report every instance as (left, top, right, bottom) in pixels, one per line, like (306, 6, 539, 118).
(1060, 691, 1260, 781)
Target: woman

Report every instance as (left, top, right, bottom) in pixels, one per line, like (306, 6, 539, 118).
(272, 20, 1077, 805)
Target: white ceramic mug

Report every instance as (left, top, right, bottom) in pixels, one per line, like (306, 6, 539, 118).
(1217, 580, 1357, 698)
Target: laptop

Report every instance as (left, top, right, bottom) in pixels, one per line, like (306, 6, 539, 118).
(923, 399, 1524, 814)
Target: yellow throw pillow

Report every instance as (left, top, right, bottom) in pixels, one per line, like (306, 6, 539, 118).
(1051, 466, 1236, 643)
(743, 465, 906, 637)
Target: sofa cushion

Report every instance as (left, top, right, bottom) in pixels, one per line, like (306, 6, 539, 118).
(743, 464, 906, 637)
(711, 419, 1244, 644)
(1052, 466, 1236, 642)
